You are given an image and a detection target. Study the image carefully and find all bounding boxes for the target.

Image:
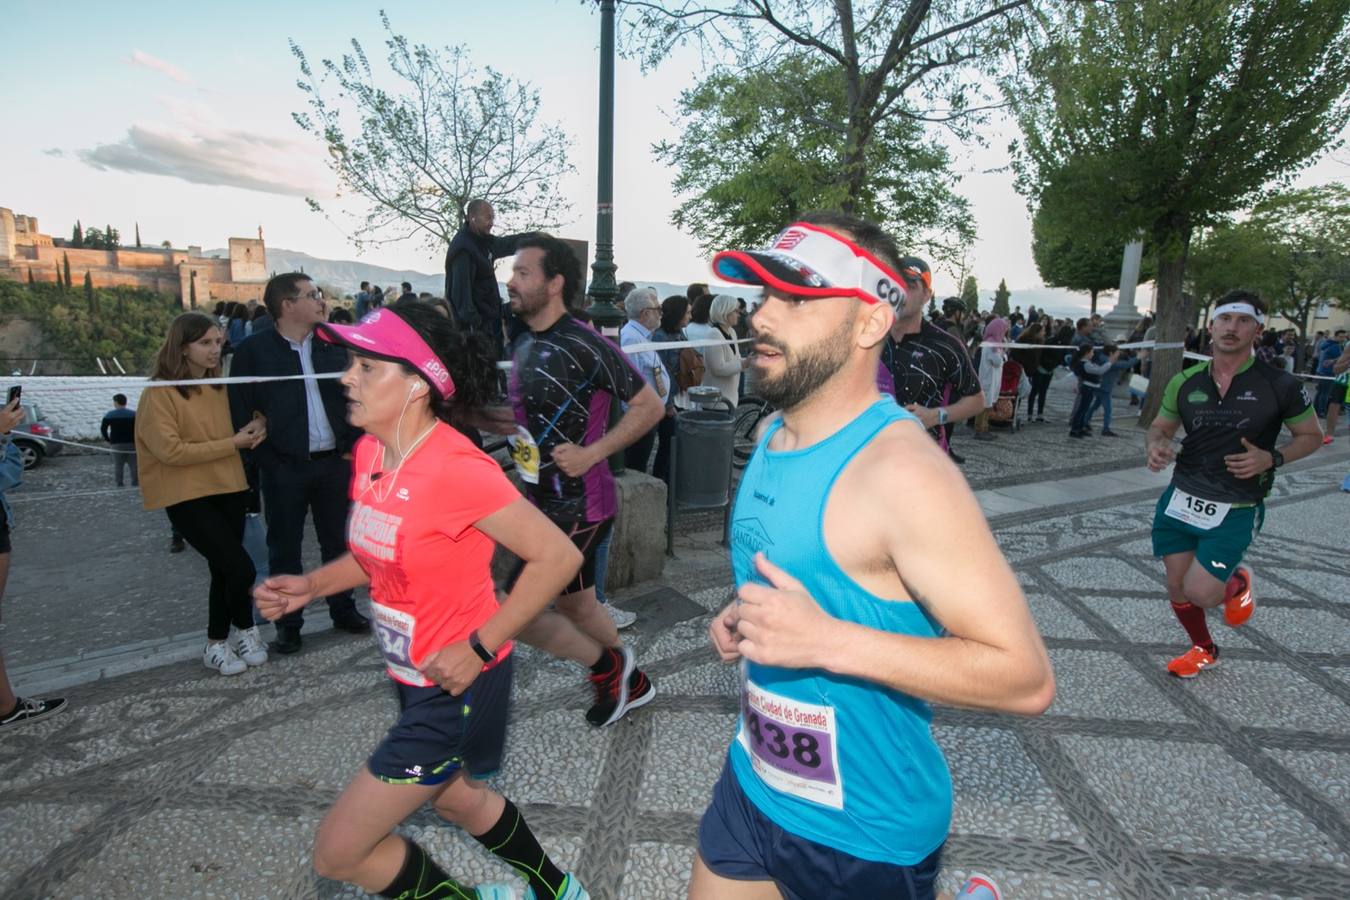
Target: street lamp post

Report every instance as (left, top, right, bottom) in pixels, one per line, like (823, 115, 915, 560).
(586, 0, 623, 331)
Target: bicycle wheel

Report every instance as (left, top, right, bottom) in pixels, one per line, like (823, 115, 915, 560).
(733, 396, 771, 469)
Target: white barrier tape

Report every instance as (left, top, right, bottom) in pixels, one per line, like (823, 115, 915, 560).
(1181, 351, 1344, 382)
(5, 434, 120, 453)
(14, 372, 343, 393)
(977, 340, 1185, 351)
(495, 334, 750, 370)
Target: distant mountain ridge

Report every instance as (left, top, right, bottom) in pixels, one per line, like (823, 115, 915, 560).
(205, 248, 444, 297)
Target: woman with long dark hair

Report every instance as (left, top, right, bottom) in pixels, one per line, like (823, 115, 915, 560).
(254, 301, 589, 900)
(136, 312, 268, 675)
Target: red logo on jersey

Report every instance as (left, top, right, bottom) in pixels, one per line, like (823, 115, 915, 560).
(775, 229, 807, 251)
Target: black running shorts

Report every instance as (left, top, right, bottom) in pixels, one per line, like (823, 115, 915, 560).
(367, 655, 513, 786)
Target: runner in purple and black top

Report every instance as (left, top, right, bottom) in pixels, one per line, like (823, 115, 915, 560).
(501, 233, 665, 729)
(509, 313, 646, 524)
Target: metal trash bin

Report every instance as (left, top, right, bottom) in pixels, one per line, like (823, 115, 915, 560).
(673, 404, 735, 508)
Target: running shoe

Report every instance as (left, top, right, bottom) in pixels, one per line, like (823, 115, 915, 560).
(585, 647, 631, 727)
(955, 873, 1002, 899)
(1223, 565, 1255, 627)
(230, 626, 269, 667)
(604, 603, 637, 630)
(1167, 644, 1219, 679)
(203, 641, 247, 676)
(1323, 435, 1334, 445)
(0, 696, 68, 730)
(525, 872, 590, 900)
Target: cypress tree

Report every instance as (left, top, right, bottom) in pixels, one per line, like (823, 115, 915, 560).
(84, 271, 95, 311)
(135, 222, 142, 248)
(105, 224, 115, 250)
(72, 220, 84, 248)
(27, 268, 34, 286)
(62, 253, 72, 288)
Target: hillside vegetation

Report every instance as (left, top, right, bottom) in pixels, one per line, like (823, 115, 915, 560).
(0, 281, 181, 376)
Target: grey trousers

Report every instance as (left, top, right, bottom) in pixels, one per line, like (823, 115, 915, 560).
(111, 443, 137, 486)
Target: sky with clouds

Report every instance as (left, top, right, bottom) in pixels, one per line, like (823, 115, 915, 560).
(7, 2, 1347, 316)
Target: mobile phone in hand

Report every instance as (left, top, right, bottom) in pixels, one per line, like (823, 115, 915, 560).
(6, 385, 20, 407)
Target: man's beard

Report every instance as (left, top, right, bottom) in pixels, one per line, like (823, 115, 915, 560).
(510, 286, 549, 321)
(755, 316, 854, 412)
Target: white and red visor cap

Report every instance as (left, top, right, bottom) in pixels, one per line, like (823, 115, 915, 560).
(711, 222, 914, 309)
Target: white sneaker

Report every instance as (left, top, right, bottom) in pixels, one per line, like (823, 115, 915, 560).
(230, 626, 268, 667)
(604, 602, 637, 630)
(203, 641, 247, 676)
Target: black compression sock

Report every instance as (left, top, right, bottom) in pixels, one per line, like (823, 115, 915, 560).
(472, 799, 568, 899)
(378, 839, 476, 900)
(589, 646, 618, 676)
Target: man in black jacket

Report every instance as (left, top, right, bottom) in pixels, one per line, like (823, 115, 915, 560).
(444, 199, 525, 358)
(229, 273, 369, 653)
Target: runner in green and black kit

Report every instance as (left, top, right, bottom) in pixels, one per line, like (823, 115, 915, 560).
(1146, 291, 1323, 679)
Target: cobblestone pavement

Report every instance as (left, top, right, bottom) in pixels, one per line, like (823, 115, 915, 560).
(2, 403, 1348, 898)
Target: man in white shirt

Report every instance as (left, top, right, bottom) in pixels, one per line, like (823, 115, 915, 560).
(619, 287, 672, 474)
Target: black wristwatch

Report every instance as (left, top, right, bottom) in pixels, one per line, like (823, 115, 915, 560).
(1269, 449, 1284, 471)
(468, 630, 495, 663)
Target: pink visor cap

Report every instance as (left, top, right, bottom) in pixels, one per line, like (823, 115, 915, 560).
(712, 222, 909, 309)
(316, 309, 455, 400)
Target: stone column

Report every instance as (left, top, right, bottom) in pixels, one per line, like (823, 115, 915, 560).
(1102, 238, 1145, 339)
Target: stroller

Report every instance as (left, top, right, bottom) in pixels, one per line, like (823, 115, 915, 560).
(988, 359, 1025, 431)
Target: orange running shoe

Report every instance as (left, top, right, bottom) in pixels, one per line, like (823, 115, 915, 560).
(1167, 645, 1219, 679)
(1223, 565, 1255, 627)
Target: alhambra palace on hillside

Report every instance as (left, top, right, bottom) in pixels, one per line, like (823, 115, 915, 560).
(0, 206, 267, 308)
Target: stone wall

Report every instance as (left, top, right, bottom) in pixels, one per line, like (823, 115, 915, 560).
(16, 376, 151, 439)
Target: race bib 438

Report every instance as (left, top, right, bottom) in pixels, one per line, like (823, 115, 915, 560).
(738, 677, 843, 810)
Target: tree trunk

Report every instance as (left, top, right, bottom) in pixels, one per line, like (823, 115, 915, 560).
(1139, 231, 1194, 427)
(1090, 288, 1099, 316)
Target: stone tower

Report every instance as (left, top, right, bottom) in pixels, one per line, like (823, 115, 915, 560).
(0, 208, 14, 263)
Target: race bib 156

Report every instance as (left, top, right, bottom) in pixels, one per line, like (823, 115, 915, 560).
(1164, 487, 1231, 530)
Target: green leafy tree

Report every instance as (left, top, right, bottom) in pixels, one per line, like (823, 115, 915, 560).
(1251, 184, 1350, 350)
(1007, 0, 1350, 423)
(291, 12, 574, 250)
(628, 1, 1033, 211)
(1185, 219, 1283, 319)
(961, 275, 979, 313)
(83, 226, 104, 249)
(70, 220, 84, 248)
(656, 55, 974, 260)
(1030, 160, 1156, 315)
(160, 240, 172, 249)
(992, 278, 1011, 316)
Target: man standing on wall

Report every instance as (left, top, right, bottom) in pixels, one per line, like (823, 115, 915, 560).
(230, 273, 370, 654)
(445, 199, 526, 359)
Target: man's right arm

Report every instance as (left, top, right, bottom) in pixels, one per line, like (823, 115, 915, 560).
(101, 415, 113, 443)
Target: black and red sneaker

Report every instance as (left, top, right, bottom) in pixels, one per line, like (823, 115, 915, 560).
(585, 646, 657, 726)
(585, 646, 632, 727)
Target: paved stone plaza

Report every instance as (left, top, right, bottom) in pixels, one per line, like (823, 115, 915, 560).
(2, 381, 1348, 899)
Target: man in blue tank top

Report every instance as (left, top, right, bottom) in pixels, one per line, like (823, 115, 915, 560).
(690, 213, 1056, 900)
